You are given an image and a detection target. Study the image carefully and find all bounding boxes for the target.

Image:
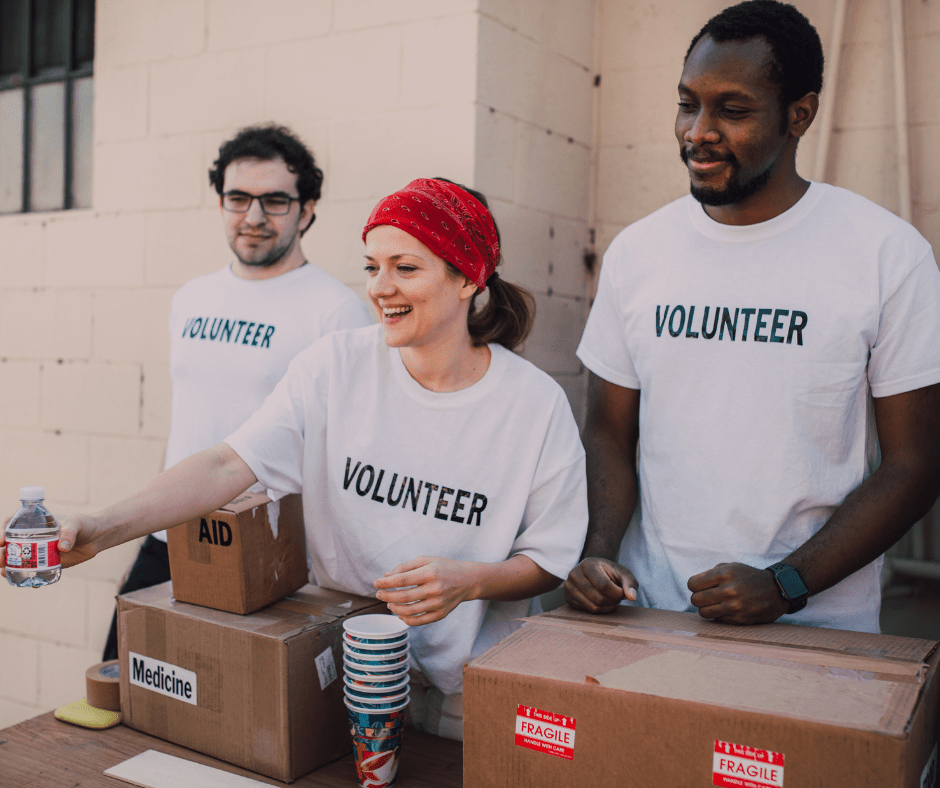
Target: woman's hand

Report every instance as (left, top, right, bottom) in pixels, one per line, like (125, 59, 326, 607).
(373, 556, 481, 626)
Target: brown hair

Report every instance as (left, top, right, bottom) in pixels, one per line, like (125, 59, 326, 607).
(435, 179, 535, 351)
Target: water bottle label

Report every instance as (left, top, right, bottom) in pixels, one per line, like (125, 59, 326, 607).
(6, 538, 60, 569)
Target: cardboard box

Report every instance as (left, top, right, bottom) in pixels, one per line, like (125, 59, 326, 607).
(464, 606, 940, 788)
(167, 491, 308, 614)
(118, 582, 386, 782)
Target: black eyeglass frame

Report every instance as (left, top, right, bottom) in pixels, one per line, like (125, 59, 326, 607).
(221, 190, 304, 216)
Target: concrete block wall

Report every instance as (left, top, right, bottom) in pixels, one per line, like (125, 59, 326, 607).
(592, 0, 940, 272)
(475, 0, 597, 417)
(0, 0, 486, 729)
(3, 0, 937, 731)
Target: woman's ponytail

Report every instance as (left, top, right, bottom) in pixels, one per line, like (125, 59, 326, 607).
(467, 274, 535, 351)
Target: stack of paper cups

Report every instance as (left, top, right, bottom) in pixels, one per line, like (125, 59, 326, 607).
(342, 614, 410, 788)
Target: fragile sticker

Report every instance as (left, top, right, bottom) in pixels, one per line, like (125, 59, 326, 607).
(713, 740, 784, 788)
(515, 704, 576, 760)
(315, 647, 338, 690)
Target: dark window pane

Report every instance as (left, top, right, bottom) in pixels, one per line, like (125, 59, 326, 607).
(31, 0, 69, 77)
(0, 0, 27, 78)
(29, 81, 65, 210)
(73, 0, 94, 69)
(70, 76, 92, 208)
(0, 87, 24, 212)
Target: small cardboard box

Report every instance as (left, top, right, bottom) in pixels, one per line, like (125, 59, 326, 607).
(118, 582, 386, 782)
(167, 491, 308, 614)
(464, 606, 940, 788)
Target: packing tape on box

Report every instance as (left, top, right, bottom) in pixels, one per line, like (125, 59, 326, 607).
(86, 659, 121, 711)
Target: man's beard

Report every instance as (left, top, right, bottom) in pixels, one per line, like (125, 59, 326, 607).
(681, 148, 776, 207)
(232, 235, 293, 268)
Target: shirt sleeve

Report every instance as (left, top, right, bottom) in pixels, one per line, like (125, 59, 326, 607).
(322, 294, 373, 334)
(508, 392, 588, 580)
(576, 240, 641, 389)
(869, 246, 940, 398)
(224, 346, 328, 495)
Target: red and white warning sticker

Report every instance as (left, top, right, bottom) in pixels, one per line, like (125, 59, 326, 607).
(713, 740, 785, 788)
(514, 704, 576, 760)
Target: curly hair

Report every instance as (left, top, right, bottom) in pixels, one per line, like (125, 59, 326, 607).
(208, 125, 324, 233)
(686, 0, 824, 108)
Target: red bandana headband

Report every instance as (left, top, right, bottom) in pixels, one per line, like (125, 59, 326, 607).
(362, 178, 499, 290)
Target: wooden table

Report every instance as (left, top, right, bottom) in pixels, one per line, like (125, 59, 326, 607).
(0, 712, 463, 787)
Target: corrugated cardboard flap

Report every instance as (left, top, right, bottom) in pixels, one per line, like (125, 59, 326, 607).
(121, 582, 381, 641)
(468, 607, 940, 735)
(526, 606, 937, 677)
(217, 491, 272, 514)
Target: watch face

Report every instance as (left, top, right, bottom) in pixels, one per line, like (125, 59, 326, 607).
(776, 568, 807, 599)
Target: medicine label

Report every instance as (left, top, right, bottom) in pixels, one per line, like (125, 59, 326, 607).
(129, 652, 198, 706)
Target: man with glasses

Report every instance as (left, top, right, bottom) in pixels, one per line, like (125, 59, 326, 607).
(103, 124, 371, 660)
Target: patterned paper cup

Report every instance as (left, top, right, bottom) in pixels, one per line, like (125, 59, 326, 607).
(343, 645, 409, 669)
(344, 654, 410, 672)
(343, 614, 409, 643)
(343, 632, 408, 646)
(343, 639, 409, 657)
(345, 701, 407, 788)
(344, 674, 409, 692)
(344, 679, 410, 700)
(344, 634, 409, 651)
(344, 666, 410, 686)
(345, 694, 410, 716)
(343, 688, 410, 711)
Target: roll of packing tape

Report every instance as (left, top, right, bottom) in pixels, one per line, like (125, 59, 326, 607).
(86, 660, 121, 712)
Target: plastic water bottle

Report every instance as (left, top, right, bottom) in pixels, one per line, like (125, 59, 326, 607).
(5, 486, 61, 588)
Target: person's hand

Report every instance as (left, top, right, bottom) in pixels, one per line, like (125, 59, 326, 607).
(1, 513, 102, 578)
(373, 556, 479, 626)
(564, 557, 638, 613)
(0, 516, 8, 578)
(55, 514, 105, 569)
(687, 562, 789, 625)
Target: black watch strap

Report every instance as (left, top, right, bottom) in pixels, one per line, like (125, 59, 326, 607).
(765, 562, 809, 614)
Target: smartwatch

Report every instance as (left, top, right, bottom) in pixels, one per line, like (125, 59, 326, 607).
(765, 562, 809, 614)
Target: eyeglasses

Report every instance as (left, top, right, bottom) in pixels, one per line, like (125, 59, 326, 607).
(221, 191, 301, 216)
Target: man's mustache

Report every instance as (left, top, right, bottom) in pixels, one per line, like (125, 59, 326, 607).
(680, 147, 736, 165)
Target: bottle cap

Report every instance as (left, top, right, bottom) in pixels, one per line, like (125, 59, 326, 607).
(19, 486, 45, 500)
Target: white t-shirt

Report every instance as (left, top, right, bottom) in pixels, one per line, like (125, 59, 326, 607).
(155, 262, 372, 541)
(577, 183, 940, 633)
(226, 325, 588, 694)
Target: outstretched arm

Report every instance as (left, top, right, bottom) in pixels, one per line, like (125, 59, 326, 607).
(564, 373, 641, 613)
(689, 382, 940, 624)
(2, 443, 258, 573)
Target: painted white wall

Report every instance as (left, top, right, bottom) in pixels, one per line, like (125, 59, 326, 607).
(0, 0, 597, 728)
(2, 0, 938, 729)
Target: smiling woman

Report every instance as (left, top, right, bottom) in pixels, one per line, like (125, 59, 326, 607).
(18, 178, 589, 744)
(362, 178, 535, 392)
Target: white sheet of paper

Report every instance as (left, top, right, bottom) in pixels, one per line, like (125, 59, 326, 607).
(104, 750, 272, 788)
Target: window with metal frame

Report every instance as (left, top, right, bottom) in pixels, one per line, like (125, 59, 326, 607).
(0, 0, 94, 213)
